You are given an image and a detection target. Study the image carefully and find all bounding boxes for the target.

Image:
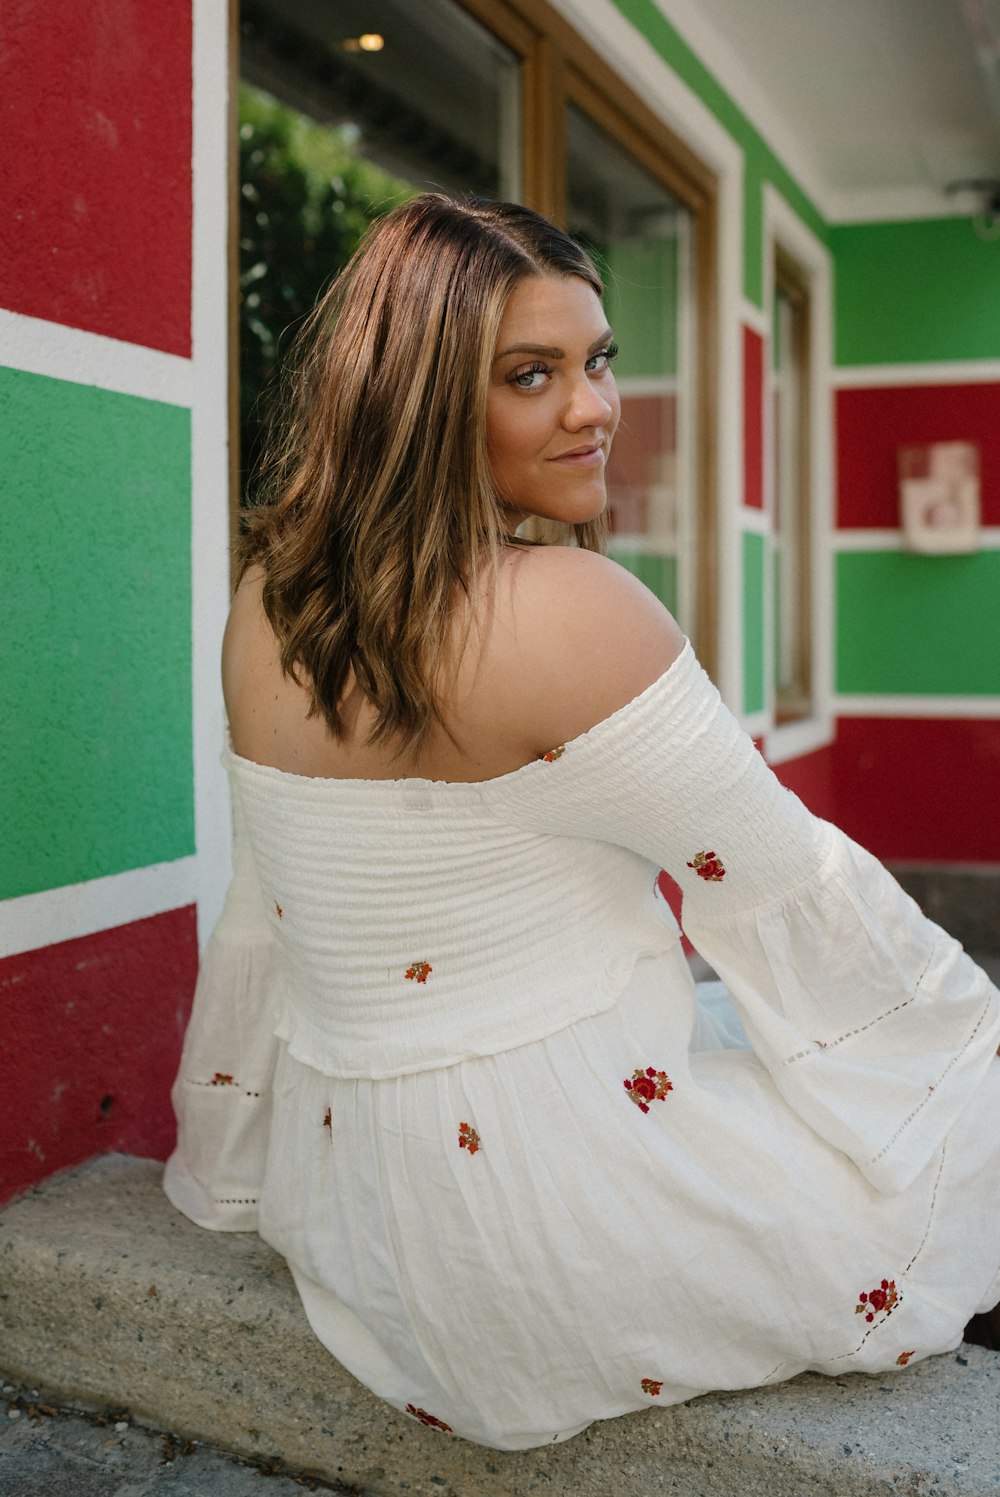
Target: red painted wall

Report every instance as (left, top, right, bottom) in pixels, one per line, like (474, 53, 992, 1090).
(743, 325, 764, 509)
(837, 383, 1000, 528)
(0, 0, 192, 355)
(0, 908, 198, 1203)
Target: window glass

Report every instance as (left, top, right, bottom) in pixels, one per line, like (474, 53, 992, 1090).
(566, 105, 696, 636)
(238, 0, 520, 493)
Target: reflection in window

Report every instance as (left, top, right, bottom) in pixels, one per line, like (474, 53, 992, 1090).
(566, 107, 696, 636)
(771, 254, 811, 722)
(238, 0, 520, 496)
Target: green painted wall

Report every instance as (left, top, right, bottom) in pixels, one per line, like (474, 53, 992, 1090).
(610, 0, 827, 305)
(836, 549, 1000, 696)
(604, 236, 679, 379)
(608, 547, 678, 614)
(742, 531, 766, 713)
(832, 219, 1000, 366)
(0, 368, 194, 900)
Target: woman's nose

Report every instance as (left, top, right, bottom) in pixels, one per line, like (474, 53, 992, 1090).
(564, 375, 616, 431)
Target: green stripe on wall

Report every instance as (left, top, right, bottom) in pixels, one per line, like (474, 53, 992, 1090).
(742, 530, 765, 713)
(609, 548, 679, 614)
(0, 368, 194, 899)
(611, 0, 827, 305)
(836, 549, 1000, 695)
(832, 219, 1000, 366)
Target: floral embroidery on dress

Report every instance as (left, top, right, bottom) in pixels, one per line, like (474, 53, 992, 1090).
(641, 1378, 664, 1396)
(855, 1279, 900, 1323)
(211, 1073, 235, 1086)
(323, 1107, 332, 1133)
(624, 1067, 674, 1113)
(458, 1121, 481, 1154)
(274, 900, 283, 918)
(406, 1404, 452, 1433)
(687, 850, 726, 882)
(405, 961, 432, 984)
(542, 744, 565, 762)
(896, 1350, 915, 1366)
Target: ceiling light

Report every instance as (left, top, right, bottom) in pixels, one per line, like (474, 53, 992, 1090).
(342, 33, 384, 52)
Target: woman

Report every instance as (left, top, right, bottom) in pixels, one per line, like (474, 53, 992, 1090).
(165, 194, 1000, 1450)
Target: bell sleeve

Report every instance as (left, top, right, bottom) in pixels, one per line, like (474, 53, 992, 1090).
(487, 642, 1000, 1195)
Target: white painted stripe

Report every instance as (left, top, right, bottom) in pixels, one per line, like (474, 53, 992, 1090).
(609, 534, 679, 556)
(835, 696, 1000, 720)
(0, 858, 199, 961)
(765, 716, 836, 766)
(740, 507, 770, 535)
(0, 307, 193, 406)
(741, 299, 769, 337)
(835, 529, 1000, 550)
(740, 710, 770, 739)
(616, 375, 679, 397)
(834, 360, 1000, 389)
(191, 0, 236, 952)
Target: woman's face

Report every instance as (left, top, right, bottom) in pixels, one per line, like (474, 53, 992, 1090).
(487, 273, 620, 530)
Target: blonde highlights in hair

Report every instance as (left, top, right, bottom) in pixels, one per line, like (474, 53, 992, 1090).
(241, 193, 607, 753)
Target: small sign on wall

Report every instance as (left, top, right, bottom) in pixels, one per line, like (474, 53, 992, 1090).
(898, 442, 981, 554)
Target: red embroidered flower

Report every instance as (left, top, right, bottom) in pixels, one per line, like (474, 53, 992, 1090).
(211, 1073, 235, 1086)
(323, 1107, 332, 1132)
(406, 1404, 452, 1433)
(855, 1278, 899, 1323)
(624, 1067, 674, 1113)
(687, 850, 726, 882)
(641, 1378, 663, 1396)
(896, 1350, 915, 1366)
(274, 900, 283, 918)
(542, 744, 565, 762)
(405, 961, 432, 984)
(458, 1121, 481, 1154)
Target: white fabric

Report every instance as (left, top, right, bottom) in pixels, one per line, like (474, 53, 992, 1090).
(165, 642, 1000, 1450)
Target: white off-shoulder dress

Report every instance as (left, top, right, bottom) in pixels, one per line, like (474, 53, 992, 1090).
(164, 643, 1000, 1450)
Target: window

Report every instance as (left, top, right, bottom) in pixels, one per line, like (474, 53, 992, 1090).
(233, 0, 717, 664)
(771, 250, 812, 723)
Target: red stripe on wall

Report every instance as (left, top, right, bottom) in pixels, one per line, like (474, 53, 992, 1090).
(0, 906, 198, 1204)
(743, 325, 765, 509)
(0, 1, 192, 356)
(829, 716, 1000, 863)
(836, 383, 1000, 529)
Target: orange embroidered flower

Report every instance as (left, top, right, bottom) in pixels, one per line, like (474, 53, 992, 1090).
(458, 1121, 481, 1154)
(542, 744, 565, 762)
(323, 1107, 332, 1132)
(211, 1073, 235, 1086)
(405, 961, 432, 984)
(687, 850, 725, 882)
(406, 1404, 452, 1433)
(641, 1378, 663, 1396)
(896, 1350, 915, 1366)
(274, 901, 283, 918)
(624, 1067, 673, 1113)
(855, 1278, 899, 1323)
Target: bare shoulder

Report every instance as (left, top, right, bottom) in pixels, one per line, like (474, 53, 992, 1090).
(494, 544, 686, 752)
(222, 566, 279, 708)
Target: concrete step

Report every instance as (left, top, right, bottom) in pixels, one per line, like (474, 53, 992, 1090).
(1, 1155, 998, 1497)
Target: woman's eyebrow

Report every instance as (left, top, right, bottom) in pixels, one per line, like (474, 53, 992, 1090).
(494, 328, 614, 362)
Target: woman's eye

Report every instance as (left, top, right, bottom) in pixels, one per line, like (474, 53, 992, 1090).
(511, 363, 549, 390)
(587, 341, 620, 373)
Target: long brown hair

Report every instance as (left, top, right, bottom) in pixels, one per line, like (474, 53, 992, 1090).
(241, 193, 607, 753)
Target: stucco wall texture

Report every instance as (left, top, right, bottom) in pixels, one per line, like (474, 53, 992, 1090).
(0, 1, 197, 1201)
(0, 0, 193, 355)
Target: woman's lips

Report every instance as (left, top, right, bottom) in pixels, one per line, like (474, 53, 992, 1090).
(549, 444, 604, 466)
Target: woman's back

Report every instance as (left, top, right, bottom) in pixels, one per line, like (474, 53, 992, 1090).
(223, 544, 685, 785)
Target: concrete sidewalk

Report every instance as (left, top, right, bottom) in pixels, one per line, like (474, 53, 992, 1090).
(1, 1155, 998, 1497)
(0, 1385, 338, 1496)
